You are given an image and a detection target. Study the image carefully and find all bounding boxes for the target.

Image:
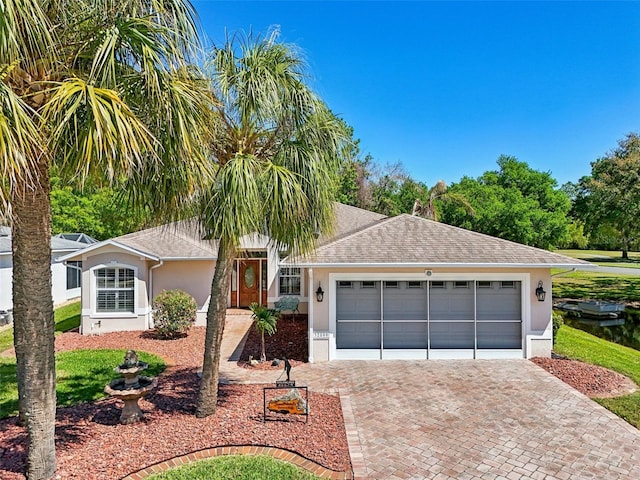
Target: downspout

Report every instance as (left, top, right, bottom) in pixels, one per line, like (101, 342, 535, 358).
(551, 268, 577, 277)
(308, 268, 314, 363)
(148, 260, 164, 329)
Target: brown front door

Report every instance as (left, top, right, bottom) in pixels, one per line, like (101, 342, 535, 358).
(238, 260, 260, 307)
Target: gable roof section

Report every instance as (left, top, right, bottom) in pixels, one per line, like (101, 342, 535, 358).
(318, 203, 387, 245)
(288, 214, 591, 268)
(114, 220, 218, 259)
(63, 203, 385, 262)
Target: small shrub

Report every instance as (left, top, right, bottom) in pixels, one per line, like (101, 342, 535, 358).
(552, 311, 564, 346)
(152, 289, 197, 339)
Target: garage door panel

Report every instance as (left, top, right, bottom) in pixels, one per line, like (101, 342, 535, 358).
(430, 282, 474, 320)
(336, 282, 380, 321)
(477, 281, 521, 321)
(336, 321, 381, 349)
(477, 322, 521, 349)
(383, 282, 427, 321)
(430, 322, 474, 349)
(383, 322, 428, 349)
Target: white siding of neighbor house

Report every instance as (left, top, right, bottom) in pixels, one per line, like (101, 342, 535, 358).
(0, 255, 12, 310)
(1, 251, 82, 312)
(307, 267, 553, 362)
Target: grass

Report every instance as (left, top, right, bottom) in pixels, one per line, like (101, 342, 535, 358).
(557, 249, 640, 261)
(0, 349, 165, 419)
(554, 324, 640, 428)
(593, 262, 640, 269)
(0, 300, 81, 354)
(551, 270, 640, 302)
(145, 455, 322, 480)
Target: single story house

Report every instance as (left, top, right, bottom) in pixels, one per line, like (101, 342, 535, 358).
(60, 203, 590, 361)
(0, 227, 96, 313)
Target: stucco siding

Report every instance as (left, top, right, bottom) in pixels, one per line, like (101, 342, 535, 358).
(152, 260, 216, 308)
(79, 250, 151, 334)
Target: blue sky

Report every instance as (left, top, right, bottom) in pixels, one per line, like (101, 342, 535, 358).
(193, 1, 640, 187)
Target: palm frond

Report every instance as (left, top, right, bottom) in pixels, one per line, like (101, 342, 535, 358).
(125, 68, 217, 221)
(0, 0, 54, 70)
(43, 77, 156, 184)
(0, 69, 42, 212)
(199, 153, 263, 244)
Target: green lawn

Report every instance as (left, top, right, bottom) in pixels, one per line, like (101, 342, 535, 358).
(0, 300, 80, 354)
(145, 455, 322, 480)
(554, 325, 640, 428)
(551, 270, 640, 302)
(557, 249, 640, 261)
(0, 349, 165, 419)
(593, 262, 640, 269)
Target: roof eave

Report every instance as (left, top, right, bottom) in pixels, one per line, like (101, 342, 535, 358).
(57, 240, 160, 262)
(280, 261, 594, 269)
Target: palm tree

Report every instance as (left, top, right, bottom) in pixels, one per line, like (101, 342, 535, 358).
(249, 303, 278, 362)
(195, 33, 348, 417)
(411, 180, 474, 221)
(1, 1, 212, 478)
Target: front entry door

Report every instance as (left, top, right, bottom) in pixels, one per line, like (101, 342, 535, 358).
(238, 260, 260, 307)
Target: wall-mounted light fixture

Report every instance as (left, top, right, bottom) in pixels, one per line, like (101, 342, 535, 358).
(535, 281, 546, 302)
(315, 283, 324, 302)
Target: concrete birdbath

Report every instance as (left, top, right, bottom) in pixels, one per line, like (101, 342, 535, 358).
(104, 350, 157, 424)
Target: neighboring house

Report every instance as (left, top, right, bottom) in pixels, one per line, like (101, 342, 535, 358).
(60, 204, 590, 361)
(0, 227, 97, 312)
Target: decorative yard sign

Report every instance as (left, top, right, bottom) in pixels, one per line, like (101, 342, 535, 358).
(263, 357, 309, 422)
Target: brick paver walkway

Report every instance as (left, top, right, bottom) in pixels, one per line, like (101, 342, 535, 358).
(220, 315, 640, 479)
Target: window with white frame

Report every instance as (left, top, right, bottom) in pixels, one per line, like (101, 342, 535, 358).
(95, 267, 135, 313)
(66, 261, 82, 290)
(278, 267, 301, 295)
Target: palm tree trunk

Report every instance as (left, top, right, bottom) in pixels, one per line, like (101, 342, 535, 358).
(261, 331, 266, 362)
(196, 237, 236, 418)
(11, 156, 57, 479)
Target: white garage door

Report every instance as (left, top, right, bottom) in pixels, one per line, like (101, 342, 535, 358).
(335, 280, 522, 359)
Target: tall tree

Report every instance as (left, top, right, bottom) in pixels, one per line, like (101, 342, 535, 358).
(411, 180, 474, 221)
(572, 133, 640, 257)
(441, 156, 570, 249)
(195, 33, 347, 417)
(50, 177, 151, 240)
(1, 1, 212, 478)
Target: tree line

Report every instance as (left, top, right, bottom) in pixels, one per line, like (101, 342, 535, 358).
(54, 131, 640, 256)
(335, 132, 640, 253)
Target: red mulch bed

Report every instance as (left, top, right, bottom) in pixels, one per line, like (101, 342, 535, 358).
(237, 314, 308, 370)
(0, 325, 350, 480)
(531, 356, 638, 398)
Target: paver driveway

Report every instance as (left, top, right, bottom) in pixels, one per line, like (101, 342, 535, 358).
(221, 315, 640, 480)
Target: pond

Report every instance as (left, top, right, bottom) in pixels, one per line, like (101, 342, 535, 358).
(560, 309, 640, 351)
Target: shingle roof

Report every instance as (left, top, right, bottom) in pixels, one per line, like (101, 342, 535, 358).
(115, 220, 219, 259)
(318, 203, 387, 245)
(289, 214, 590, 267)
(103, 203, 385, 260)
(0, 229, 92, 255)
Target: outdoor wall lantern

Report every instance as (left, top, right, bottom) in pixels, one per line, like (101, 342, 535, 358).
(315, 283, 324, 302)
(535, 281, 546, 302)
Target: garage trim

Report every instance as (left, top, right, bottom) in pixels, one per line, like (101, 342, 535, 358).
(328, 272, 530, 360)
